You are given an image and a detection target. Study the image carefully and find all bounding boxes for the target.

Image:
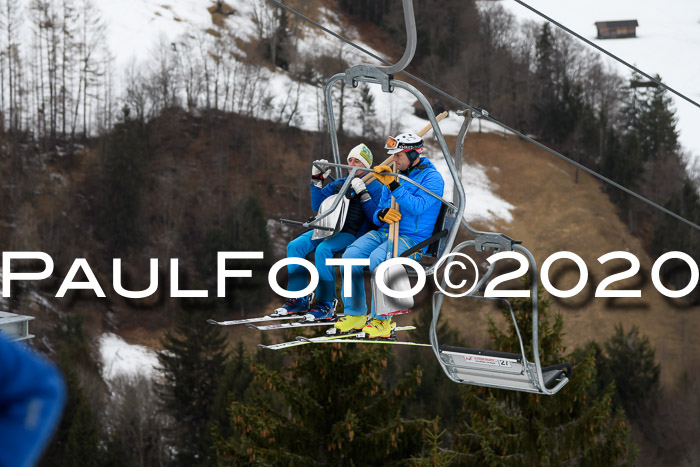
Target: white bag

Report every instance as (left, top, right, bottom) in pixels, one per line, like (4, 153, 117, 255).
(312, 194, 349, 240)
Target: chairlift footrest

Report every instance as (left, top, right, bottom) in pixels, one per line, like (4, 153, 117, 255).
(541, 362, 573, 388)
(439, 345, 572, 393)
(440, 345, 523, 364)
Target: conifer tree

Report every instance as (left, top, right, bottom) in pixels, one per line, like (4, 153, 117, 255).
(600, 125, 643, 211)
(40, 360, 101, 467)
(410, 417, 458, 466)
(401, 301, 465, 429)
(197, 194, 270, 314)
(157, 308, 229, 465)
(214, 343, 427, 464)
(634, 77, 679, 161)
(533, 23, 559, 142)
(452, 283, 637, 465)
(602, 325, 660, 418)
(264, 5, 291, 70)
(208, 342, 255, 442)
(99, 105, 146, 256)
(651, 182, 700, 291)
(354, 84, 378, 139)
(40, 315, 101, 466)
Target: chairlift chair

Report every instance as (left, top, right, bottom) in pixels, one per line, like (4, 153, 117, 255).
(283, 0, 572, 395)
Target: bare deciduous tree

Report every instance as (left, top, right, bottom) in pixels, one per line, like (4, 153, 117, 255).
(104, 375, 172, 467)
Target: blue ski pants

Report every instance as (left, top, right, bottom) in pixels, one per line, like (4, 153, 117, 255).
(286, 230, 356, 302)
(341, 230, 422, 319)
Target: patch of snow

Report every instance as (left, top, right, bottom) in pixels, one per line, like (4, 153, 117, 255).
(98, 0, 214, 71)
(90, 0, 522, 143)
(267, 218, 290, 257)
(49, 173, 68, 187)
(90, 0, 518, 228)
(425, 141, 514, 226)
(98, 332, 160, 382)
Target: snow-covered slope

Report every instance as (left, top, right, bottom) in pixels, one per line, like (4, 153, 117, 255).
(499, 0, 700, 165)
(98, 0, 213, 70)
(93, 0, 515, 225)
(99, 333, 160, 382)
(96, 0, 700, 165)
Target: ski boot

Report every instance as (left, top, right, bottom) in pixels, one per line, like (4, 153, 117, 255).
(362, 318, 396, 338)
(308, 299, 338, 321)
(273, 293, 313, 316)
(331, 314, 367, 334)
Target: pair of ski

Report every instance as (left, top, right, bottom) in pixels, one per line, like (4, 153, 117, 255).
(258, 325, 429, 350)
(207, 312, 337, 330)
(207, 313, 430, 350)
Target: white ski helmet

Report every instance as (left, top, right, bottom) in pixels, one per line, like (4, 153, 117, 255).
(384, 133, 424, 154)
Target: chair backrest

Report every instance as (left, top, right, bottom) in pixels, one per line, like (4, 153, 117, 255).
(425, 202, 456, 258)
(424, 204, 457, 258)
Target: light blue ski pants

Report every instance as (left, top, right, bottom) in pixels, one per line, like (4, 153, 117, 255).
(341, 230, 422, 319)
(286, 230, 356, 302)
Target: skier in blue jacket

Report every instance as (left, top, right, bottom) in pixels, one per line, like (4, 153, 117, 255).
(0, 334, 66, 467)
(275, 143, 386, 320)
(334, 133, 445, 337)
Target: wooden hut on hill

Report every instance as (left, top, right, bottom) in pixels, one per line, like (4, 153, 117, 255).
(595, 20, 639, 39)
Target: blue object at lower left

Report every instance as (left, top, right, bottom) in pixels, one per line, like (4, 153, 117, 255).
(0, 334, 66, 467)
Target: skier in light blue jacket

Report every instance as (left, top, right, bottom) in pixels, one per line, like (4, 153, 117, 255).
(335, 133, 445, 337)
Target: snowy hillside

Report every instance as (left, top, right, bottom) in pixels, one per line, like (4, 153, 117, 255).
(91, 0, 516, 226)
(499, 0, 700, 166)
(99, 332, 160, 382)
(94, 0, 700, 166)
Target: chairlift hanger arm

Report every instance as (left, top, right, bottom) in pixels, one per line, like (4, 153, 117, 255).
(377, 0, 416, 75)
(342, 0, 416, 82)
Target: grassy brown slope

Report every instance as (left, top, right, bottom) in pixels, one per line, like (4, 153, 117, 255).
(443, 131, 700, 385)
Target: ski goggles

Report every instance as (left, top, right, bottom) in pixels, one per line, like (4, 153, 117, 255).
(385, 136, 424, 154)
(385, 136, 399, 150)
